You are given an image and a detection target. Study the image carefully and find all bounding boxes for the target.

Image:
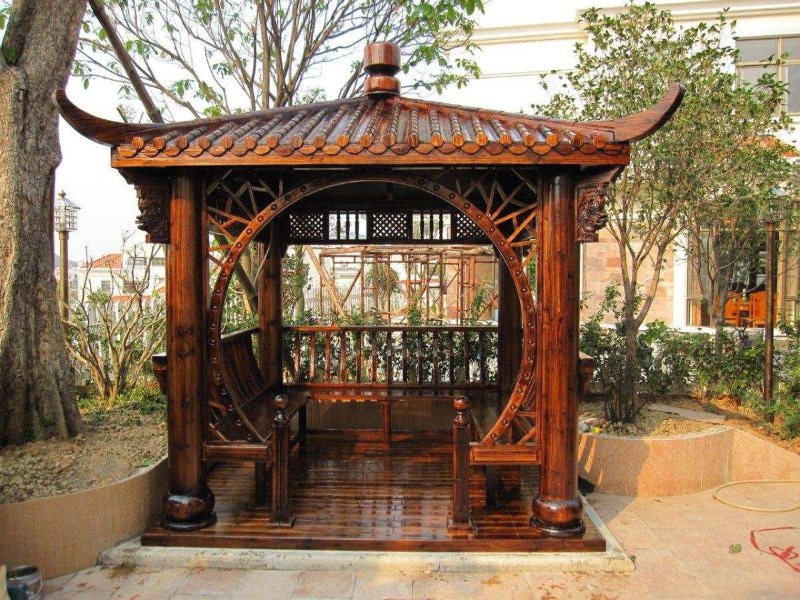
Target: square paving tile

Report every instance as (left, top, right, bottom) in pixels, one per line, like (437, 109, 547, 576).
(54, 565, 130, 599)
(173, 568, 244, 597)
(353, 570, 412, 600)
(293, 570, 357, 599)
(111, 567, 190, 599)
(235, 569, 302, 598)
(412, 572, 531, 600)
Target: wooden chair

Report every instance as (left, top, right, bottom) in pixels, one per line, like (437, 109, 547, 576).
(450, 353, 597, 530)
(749, 291, 767, 328)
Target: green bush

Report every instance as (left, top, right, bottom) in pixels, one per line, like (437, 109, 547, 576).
(774, 320, 800, 437)
(118, 385, 167, 415)
(581, 283, 800, 439)
(581, 285, 765, 419)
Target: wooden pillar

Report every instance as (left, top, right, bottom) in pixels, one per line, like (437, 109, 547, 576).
(162, 173, 216, 531)
(497, 255, 522, 409)
(531, 169, 584, 537)
(447, 396, 472, 535)
(258, 223, 283, 388)
(269, 395, 294, 526)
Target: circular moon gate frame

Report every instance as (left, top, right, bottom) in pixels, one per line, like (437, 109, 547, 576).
(208, 172, 537, 447)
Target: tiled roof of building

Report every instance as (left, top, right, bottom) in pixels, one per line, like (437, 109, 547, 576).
(85, 253, 122, 269)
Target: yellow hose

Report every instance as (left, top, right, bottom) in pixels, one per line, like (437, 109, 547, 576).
(713, 480, 800, 512)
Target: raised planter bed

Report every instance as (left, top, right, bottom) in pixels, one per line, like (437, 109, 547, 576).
(578, 427, 800, 497)
(0, 457, 166, 579)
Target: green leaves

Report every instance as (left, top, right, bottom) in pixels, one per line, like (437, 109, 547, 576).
(77, 0, 482, 116)
(540, 2, 797, 418)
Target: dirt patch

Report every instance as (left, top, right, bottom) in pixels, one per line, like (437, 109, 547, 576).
(701, 395, 800, 455)
(580, 400, 715, 437)
(0, 408, 166, 503)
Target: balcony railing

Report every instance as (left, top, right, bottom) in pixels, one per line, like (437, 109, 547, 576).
(282, 325, 498, 389)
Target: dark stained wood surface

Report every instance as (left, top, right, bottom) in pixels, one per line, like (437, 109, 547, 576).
(531, 170, 584, 536)
(143, 431, 605, 552)
(161, 174, 215, 531)
(56, 82, 685, 169)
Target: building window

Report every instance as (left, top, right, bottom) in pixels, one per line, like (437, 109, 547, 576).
(736, 35, 800, 114)
(101, 280, 112, 293)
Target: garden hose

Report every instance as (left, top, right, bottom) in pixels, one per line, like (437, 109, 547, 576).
(713, 480, 800, 512)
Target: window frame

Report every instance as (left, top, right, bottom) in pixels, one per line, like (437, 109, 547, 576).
(736, 34, 800, 116)
(733, 32, 800, 118)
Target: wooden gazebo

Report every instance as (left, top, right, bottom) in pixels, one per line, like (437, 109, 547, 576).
(58, 43, 682, 551)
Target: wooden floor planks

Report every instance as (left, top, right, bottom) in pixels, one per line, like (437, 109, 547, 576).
(143, 431, 605, 552)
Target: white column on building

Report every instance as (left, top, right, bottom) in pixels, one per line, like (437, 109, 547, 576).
(672, 235, 689, 329)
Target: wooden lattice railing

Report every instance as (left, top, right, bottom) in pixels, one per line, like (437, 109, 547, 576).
(282, 325, 498, 389)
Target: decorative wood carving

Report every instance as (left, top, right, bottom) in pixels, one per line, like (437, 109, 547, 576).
(575, 166, 624, 243)
(135, 180, 170, 243)
(204, 169, 539, 448)
(575, 186, 608, 243)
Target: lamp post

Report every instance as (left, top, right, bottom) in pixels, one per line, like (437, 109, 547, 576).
(54, 190, 80, 321)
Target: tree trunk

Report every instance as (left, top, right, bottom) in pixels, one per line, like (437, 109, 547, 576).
(621, 321, 639, 421)
(0, 0, 87, 445)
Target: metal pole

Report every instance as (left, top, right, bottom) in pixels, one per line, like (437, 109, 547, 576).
(59, 230, 69, 322)
(764, 219, 776, 415)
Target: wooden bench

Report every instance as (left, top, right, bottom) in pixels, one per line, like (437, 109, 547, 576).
(153, 327, 309, 526)
(283, 324, 498, 448)
(285, 384, 464, 447)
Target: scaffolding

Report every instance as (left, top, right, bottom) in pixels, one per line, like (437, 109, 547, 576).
(301, 244, 499, 324)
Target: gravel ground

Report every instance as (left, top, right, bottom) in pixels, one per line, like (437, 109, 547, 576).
(0, 408, 166, 503)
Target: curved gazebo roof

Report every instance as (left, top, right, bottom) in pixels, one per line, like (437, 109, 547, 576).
(55, 45, 683, 168)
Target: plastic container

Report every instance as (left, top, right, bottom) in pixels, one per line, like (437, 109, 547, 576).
(6, 565, 42, 600)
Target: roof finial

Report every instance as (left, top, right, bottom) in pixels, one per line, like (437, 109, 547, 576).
(364, 42, 401, 96)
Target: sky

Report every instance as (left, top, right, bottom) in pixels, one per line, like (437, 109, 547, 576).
(52, 0, 600, 260)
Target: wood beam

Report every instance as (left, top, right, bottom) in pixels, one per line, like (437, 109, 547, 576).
(258, 224, 282, 388)
(305, 247, 347, 318)
(497, 256, 522, 414)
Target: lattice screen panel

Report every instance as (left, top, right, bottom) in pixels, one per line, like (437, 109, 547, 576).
(289, 212, 326, 241)
(285, 209, 490, 244)
(372, 213, 409, 240)
(454, 212, 485, 239)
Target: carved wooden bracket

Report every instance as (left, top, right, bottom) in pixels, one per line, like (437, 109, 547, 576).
(575, 186, 608, 243)
(575, 166, 624, 243)
(135, 181, 170, 244)
(119, 169, 171, 243)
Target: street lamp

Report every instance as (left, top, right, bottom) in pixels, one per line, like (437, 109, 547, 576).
(54, 190, 80, 321)
(761, 189, 784, 416)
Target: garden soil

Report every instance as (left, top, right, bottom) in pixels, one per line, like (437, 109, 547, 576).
(0, 409, 166, 503)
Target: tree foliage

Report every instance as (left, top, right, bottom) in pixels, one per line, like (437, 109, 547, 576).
(77, 0, 483, 119)
(65, 238, 166, 402)
(535, 2, 795, 419)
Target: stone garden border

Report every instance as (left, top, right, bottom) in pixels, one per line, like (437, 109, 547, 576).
(578, 427, 800, 496)
(0, 457, 166, 579)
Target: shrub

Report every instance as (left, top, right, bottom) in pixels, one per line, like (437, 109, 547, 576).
(581, 283, 768, 424)
(774, 320, 800, 437)
(119, 385, 167, 415)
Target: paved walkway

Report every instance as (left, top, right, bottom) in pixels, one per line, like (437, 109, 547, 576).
(43, 483, 800, 599)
